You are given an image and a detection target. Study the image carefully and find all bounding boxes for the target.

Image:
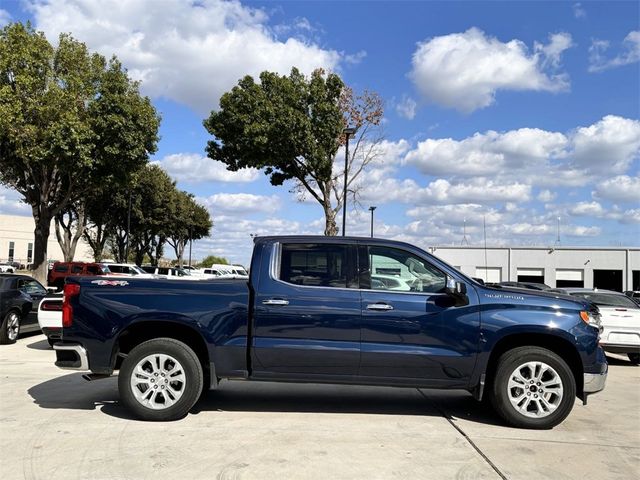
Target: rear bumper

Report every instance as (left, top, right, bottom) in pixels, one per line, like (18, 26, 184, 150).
(53, 343, 89, 371)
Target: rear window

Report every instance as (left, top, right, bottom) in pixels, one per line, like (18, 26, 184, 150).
(108, 265, 123, 273)
(86, 265, 100, 274)
(571, 292, 639, 309)
(279, 243, 353, 288)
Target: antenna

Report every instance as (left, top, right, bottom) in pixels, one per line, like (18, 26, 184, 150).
(461, 218, 469, 245)
(555, 216, 561, 246)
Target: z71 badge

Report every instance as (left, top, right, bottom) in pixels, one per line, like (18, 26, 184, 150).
(91, 280, 129, 287)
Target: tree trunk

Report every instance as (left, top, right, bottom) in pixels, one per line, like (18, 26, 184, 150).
(323, 204, 338, 236)
(169, 238, 186, 267)
(32, 209, 52, 285)
(84, 223, 109, 262)
(55, 206, 86, 262)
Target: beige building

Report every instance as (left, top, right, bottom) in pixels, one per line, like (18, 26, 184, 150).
(0, 214, 93, 266)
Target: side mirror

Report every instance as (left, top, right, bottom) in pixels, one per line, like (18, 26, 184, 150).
(46, 287, 59, 294)
(446, 276, 467, 296)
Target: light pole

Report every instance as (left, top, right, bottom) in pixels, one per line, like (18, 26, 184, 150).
(368, 206, 377, 237)
(342, 127, 357, 236)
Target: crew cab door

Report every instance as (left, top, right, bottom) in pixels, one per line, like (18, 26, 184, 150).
(358, 244, 480, 386)
(252, 242, 361, 377)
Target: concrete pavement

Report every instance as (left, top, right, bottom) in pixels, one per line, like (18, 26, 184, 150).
(0, 334, 638, 480)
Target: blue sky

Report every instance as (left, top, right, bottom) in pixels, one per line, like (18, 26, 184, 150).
(0, 0, 638, 264)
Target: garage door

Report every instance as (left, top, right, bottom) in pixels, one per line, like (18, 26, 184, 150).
(556, 269, 584, 288)
(475, 267, 502, 283)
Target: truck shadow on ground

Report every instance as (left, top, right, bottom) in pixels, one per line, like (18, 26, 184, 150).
(28, 372, 504, 426)
(26, 338, 52, 351)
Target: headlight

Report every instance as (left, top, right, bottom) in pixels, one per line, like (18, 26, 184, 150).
(580, 310, 603, 333)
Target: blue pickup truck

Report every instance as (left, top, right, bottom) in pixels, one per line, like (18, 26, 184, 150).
(53, 236, 607, 428)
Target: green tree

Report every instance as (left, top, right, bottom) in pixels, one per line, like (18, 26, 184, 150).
(167, 190, 212, 267)
(0, 23, 159, 282)
(197, 255, 229, 268)
(204, 68, 383, 236)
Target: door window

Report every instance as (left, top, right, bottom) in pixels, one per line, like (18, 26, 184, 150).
(71, 264, 84, 273)
(18, 279, 46, 295)
(279, 243, 356, 288)
(363, 245, 446, 293)
(54, 264, 69, 273)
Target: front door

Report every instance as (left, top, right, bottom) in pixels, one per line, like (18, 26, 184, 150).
(358, 244, 479, 386)
(17, 278, 47, 329)
(252, 242, 361, 377)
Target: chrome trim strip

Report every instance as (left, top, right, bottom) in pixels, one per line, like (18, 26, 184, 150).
(53, 344, 89, 371)
(583, 371, 607, 394)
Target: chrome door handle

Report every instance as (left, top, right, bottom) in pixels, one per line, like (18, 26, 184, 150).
(367, 303, 394, 311)
(262, 299, 289, 306)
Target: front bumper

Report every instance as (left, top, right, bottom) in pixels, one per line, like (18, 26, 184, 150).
(584, 369, 607, 394)
(53, 343, 89, 370)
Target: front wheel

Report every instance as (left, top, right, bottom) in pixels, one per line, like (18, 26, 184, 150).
(118, 338, 203, 421)
(489, 346, 576, 429)
(0, 311, 20, 344)
(628, 353, 640, 365)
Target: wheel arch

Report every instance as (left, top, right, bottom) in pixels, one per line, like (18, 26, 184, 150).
(113, 321, 210, 379)
(482, 333, 584, 399)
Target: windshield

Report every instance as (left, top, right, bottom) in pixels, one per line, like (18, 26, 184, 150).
(570, 292, 639, 309)
(130, 265, 148, 275)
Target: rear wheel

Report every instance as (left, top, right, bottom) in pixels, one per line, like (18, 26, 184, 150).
(489, 346, 576, 429)
(0, 311, 20, 344)
(118, 338, 203, 421)
(628, 353, 640, 365)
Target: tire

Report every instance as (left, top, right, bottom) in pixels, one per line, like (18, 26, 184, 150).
(118, 338, 203, 421)
(0, 310, 21, 345)
(489, 346, 576, 429)
(628, 353, 640, 365)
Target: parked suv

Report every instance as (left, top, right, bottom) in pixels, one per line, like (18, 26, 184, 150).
(47, 262, 111, 290)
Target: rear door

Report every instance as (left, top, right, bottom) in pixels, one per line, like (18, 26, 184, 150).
(252, 242, 361, 377)
(358, 244, 480, 386)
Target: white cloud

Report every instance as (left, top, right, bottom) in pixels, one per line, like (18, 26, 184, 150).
(405, 127, 567, 177)
(28, 0, 342, 115)
(569, 201, 605, 217)
(404, 115, 639, 184)
(409, 28, 571, 113)
(395, 95, 417, 120)
(0, 186, 30, 216)
(620, 209, 640, 224)
(568, 226, 602, 237)
(569, 116, 640, 174)
(198, 193, 281, 215)
(593, 175, 640, 203)
(154, 153, 259, 183)
(573, 3, 586, 19)
(589, 31, 640, 72)
(537, 190, 557, 202)
(0, 9, 11, 26)
(535, 32, 574, 69)
(344, 50, 367, 65)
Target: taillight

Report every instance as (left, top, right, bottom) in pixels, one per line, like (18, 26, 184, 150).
(62, 283, 81, 327)
(41, 301, 63, 311)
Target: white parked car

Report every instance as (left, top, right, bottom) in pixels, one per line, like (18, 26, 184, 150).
(0, 263, 15, 273)
(38, 295, 63, 346)
(104, 263, 155, 278)
(141, 266, 197, 280)
(560, 288, 640, 364)
(371, 274, 413, 291)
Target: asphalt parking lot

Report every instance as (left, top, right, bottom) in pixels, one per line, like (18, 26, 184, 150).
(0, 334, 638, 480)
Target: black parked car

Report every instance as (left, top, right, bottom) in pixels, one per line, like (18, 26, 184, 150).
(0, 274, 47, 344)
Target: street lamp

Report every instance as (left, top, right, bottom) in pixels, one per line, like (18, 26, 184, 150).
(368, 206, 377, 237)
(342, 126, 357, 236)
